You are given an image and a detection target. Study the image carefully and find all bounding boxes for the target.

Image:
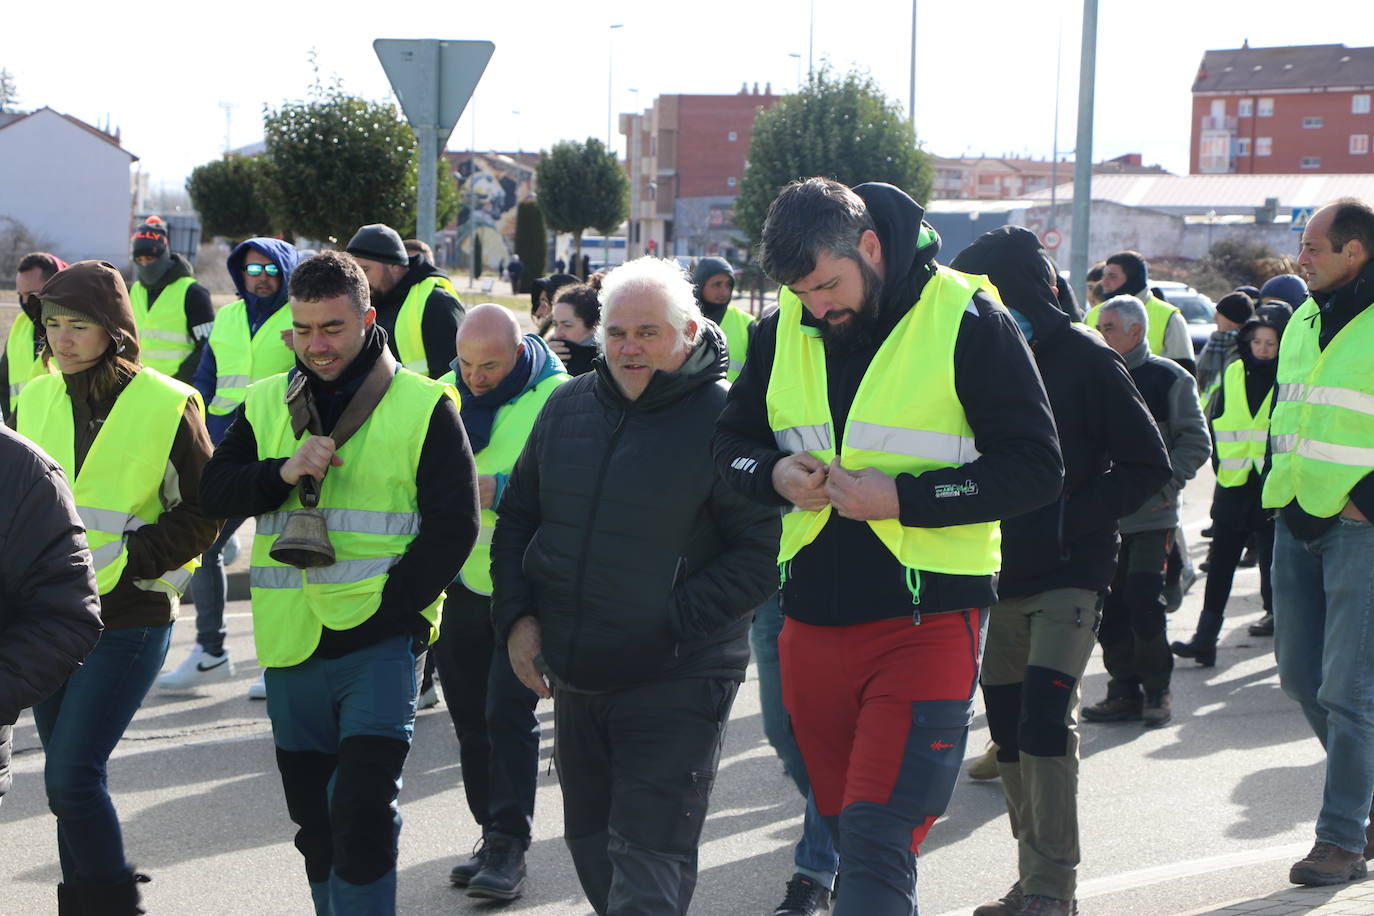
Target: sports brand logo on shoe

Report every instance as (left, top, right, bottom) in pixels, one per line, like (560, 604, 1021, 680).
(934, 480, 979, 499)
(196, 658, 229, 672)
(930, 740, 955, 751)
(1053, 679, 1072, 689)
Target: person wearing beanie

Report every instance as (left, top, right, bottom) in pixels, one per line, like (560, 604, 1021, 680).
(1197, 291, 1256, 411)
(1175, 305, 1291, 669)
(1258, 273, 1309, 312)
(3, 251, 66, 422)
(1084, 250, 1195, 374)
(14, 259, 217, 914)
(691, 257, 756, 383)
(344, 222, 465, 379)
(128, 217, 215, 383)
(155, 238, 303, 698)
(950, 227, 1171, 916)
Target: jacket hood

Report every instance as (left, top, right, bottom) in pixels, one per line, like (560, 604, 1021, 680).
(227, 238, 301, 309)
(39, 260, 139, 362)
(692, 257, 735, 302)
(1107, 251, 1149, 297)
(522, 333, 567, 392)
(853, 182, 941, 311)
(950, 225, 1069, 344)
(594, 317, 727, 411)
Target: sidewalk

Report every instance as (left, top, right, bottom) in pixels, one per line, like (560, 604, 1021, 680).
(1186, 879, 1374, 915)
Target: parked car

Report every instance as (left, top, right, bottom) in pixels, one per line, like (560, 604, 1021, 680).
(1153, 281, 1216, 355)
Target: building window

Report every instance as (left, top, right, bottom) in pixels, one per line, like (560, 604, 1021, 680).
(1303, 116, 1324, 129)
(1355, 94, 1371, 114)
(1235, 137, 1251, 156)
(727, 131, 738, 142)
(1353, 134, 1371, 155)
(1300, 156, 1321, 169)
(1258, 97, 1274, 117)
(726, 176, 737, 187)
(1238, 98, 1253, 117)
(1256, 137, 1273, 156)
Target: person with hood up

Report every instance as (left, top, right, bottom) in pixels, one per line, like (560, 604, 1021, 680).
(492, 256, 779, 916)
(1085, 250, 1195, 374)
(128, 217, 215, 382)
(691, 257, 756, 382)
(1173, 305, 1290, 668)
(950, 227, 1171, 916)
(713, 179, 1063, 916)
(431, 305, 569, 901)
(156, 238, 302, 696)
(14, 259, 218, 915)
(344, 223, 465, 378)
(4, 251, 66, 422)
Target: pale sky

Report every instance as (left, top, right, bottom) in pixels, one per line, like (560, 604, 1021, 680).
(4, 0, 1373, 193)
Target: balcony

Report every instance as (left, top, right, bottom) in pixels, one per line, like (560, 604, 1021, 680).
(1201, 115, 1237, 131)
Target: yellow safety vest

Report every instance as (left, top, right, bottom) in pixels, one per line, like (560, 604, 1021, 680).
(767, 265, 1001, 585)
(1212, 359, 1273, 488)
(5, 311, 50, 408)
(1085, 294, 1182, 357)
(396, 278, 439, 375)
(1263, 298, 1374, 517)
(17, 368, 202, 596)
(719, 304, 753, 383)
(244, 368, 456, 667)
(130, 276, 197, 375)
(205, 300, 296, 416)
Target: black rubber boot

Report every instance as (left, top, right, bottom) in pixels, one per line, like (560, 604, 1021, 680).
(1172, 611, 1223, 667)
(57, 883, 83, 916)
(78, 871, 149, 915)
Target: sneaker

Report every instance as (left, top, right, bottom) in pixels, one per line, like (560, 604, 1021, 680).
(1289, 841, 1368, 886)
(467, 833, 526, 900)
(1365, 802, 1374, 859)
(1082, 694, 1142, 723)
(417, 684, 439, 710)
(156, 646, 234, 692)
(773, 873, 830, 915)
(1013, 894, 1078, 916)
(973, 882, 1024, 916)
(1249, 612, 1275, 637)
(247, 673, 267, 700)
(967, 742, 1001, 781)
(449, 837, 489, 887)
(1142, 690, 1172, 728)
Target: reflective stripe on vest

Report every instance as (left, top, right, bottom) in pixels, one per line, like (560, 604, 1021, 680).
(130, 277, 197, 374)
(1263, 297, 1374, 516)
(16, 368, 202, 596)
(5, 311, 50, 408)
(1085, 294, 1181, 356)
(459, 372, 569, 596)
(244, 368, 455, 667)
(1212, 359, 1274, 487)
(396, 278, 438, 375)
(719, 305, 753, 382)
(206, 300, 297, 415)
(767, 265, 1001, 578)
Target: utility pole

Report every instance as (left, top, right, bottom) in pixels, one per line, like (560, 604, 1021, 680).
(909, 0, 917, 138)
(1070, 0, 1098, 307)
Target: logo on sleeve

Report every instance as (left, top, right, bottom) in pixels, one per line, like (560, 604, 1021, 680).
(933, 480, 979, 499)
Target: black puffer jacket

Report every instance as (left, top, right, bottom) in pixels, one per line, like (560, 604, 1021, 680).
(0, 425, 103, 801)
(491, 323, 780, 692)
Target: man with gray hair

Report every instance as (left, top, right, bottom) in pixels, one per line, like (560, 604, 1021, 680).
(491, 256, 780, 915)
(1084, 295, 1210, 729)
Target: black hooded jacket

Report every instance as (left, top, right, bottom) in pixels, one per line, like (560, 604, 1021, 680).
(373, 255, 466, 379)
(490, 322, 780, 691)
(713, 186, 1063, 624)
(139, 253, 215, 384)
(951, 227, 1172, 598)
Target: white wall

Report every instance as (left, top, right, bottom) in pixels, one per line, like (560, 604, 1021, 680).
(0, 110, 135, 266)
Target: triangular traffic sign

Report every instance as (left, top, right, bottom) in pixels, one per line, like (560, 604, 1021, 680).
(373, 39, 494, 139)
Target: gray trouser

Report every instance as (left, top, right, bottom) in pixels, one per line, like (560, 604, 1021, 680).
(980, 587, 1102, 901)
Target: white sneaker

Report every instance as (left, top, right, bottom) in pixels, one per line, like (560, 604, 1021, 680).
(248, 672, 267, 700)
(156, 646, 234, 692)
(417, 684, 439, 710)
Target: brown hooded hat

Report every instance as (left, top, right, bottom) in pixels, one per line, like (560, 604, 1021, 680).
(38, 260, 140, 363)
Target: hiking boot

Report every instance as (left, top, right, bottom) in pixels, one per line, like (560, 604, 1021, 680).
(156, 646, 233, 692)
(1142, 690, 1172, 727)
(772, 873, 830, 915)
(1013, 894, 1078, 916)
(467, 833, 526, 900)
(967, 742, 1001, 781)
(972, 882, 1024, 916)
(1249, 612, 1275, 637)
(449, 836, 489, 887)
(1289, 841, 1368, 886)
(1082, 694, 1142, 722)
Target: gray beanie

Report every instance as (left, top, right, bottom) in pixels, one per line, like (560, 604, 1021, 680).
(345, 224, 409, 266)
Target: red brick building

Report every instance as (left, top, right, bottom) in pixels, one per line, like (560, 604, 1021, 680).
(620, 85, 780, 260)
(1191, 43, 1374, 174)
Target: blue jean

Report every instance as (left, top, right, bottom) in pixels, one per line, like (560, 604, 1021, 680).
(32, 623, 172, 886)
(1273, 515, 1374, 854)
(265, 634, 418, 916)
(188, 517, 244, 655)
(750, 593, 839, 890)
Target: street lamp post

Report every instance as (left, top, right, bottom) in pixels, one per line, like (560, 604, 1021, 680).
(608, 24, 624, 152)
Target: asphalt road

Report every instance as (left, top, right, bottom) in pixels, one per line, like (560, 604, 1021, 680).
(1, 464, 1341, 915)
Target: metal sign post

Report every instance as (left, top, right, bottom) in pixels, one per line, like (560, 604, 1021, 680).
(373, 38, 495, 250)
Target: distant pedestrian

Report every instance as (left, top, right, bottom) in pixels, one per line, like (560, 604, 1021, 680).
(128, 217, 215, 383)
(506, 254, 524, 294)
(554, 257, 566, 274)
(581, 253, 591, 279)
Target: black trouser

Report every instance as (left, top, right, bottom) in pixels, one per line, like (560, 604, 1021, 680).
(1099, 529, 1173, 694)
(556, 676, 738, 916)
(1202, 515, 1275, 618)
(429, 585, 541, 844)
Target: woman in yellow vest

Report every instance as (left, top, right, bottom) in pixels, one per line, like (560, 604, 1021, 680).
(13, 260, 217, 914)
(1173, 306, 1290, 666)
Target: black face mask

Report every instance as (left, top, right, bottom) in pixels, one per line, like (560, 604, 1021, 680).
(135, 249, 172, 287)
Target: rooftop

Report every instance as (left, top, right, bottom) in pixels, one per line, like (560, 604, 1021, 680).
(1193, 43, 1374, 93)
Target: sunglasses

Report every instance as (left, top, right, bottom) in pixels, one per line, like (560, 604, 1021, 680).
(244, 264, 281, 277)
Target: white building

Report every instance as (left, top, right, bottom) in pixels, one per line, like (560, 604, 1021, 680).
(0, 107, 138, 266)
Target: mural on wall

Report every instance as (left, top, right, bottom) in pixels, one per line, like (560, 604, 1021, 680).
(450, 152, 536, 269)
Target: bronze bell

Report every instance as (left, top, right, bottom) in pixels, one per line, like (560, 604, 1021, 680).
(270, 477, 337, 568)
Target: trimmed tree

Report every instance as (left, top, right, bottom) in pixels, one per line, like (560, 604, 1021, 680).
(514, 199, 546, 292)
(186, 154, 278, 241)
(734, 65, 933, 251)
(535, 138, 628, 268)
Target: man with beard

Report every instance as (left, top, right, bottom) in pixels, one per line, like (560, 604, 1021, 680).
(128, 217, 215, 382)
(713, 178, 1063, 916)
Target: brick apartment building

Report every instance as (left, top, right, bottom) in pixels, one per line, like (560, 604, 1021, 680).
(929, 153, 1164, 201)
(620, 85, 780, 261)
(1191, 43, 1374, 174)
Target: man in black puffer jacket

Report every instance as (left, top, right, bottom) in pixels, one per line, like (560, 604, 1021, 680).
(491, 256, 779, 916)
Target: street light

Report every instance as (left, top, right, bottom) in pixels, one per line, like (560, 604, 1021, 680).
(608, 24, 624, 152)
